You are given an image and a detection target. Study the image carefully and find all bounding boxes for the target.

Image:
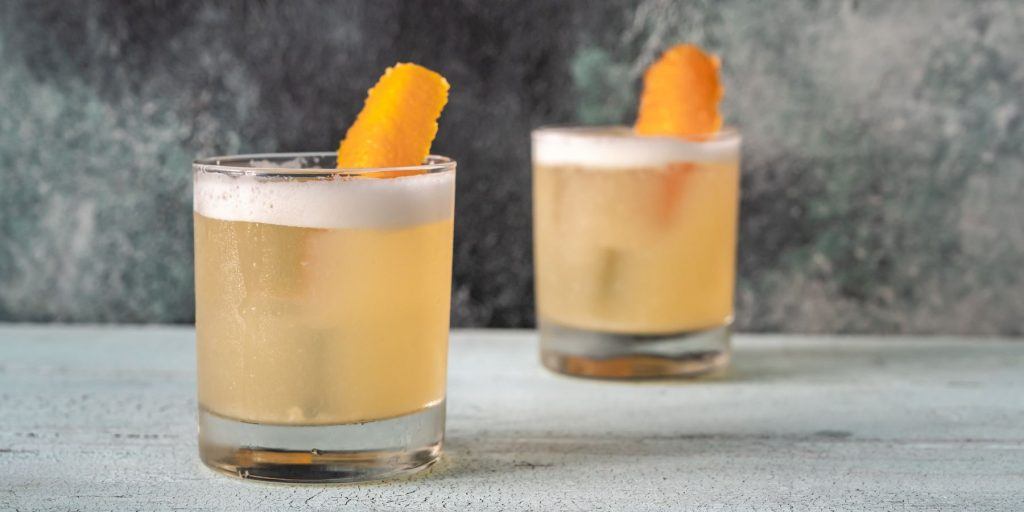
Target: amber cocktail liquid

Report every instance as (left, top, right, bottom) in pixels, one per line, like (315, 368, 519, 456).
(533, 128, 740, 378)
(194, 153, 455, 482)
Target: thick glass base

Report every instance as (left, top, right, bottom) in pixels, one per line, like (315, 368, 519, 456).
(539, 321, 731, 379)
(198, 400, 444, 483)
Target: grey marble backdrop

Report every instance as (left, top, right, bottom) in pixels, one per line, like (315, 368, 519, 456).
(0, 1, 1021, 334)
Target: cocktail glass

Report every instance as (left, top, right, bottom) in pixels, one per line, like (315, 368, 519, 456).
(193, 152, 455, 482)
(532, 127, 740, 378)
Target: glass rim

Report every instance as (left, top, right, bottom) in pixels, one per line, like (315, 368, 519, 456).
(193, 152, 456, 177)
(531, 125, 740, 144)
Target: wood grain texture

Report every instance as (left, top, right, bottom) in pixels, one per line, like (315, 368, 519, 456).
(1, 325, 1022, 511)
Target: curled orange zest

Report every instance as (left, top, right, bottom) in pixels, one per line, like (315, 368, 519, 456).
(635, 44, 723, 138)
(337, 63, 450, 173)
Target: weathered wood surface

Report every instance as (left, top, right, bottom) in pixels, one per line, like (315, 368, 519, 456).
(1, 325, 1022, 511)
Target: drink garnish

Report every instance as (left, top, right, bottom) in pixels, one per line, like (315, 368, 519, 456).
(635, 44, 723, 138)
(337, 63, 450, 173)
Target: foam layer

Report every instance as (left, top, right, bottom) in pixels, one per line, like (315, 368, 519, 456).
(194, 171, 454, 229)
(532, 126, 740, 168)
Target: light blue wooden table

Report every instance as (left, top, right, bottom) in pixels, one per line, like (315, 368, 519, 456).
(1, 325, 1022, 511)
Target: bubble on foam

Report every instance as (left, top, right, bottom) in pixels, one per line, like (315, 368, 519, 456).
(532, 126, 740, 168)
(193, 171, 454, 229)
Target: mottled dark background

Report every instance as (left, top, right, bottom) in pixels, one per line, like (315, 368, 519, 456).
(0, 1, 1021, 334)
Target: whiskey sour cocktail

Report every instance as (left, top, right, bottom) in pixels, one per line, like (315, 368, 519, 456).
(194, 63, 454, 483)
(533, 45, 741, 378)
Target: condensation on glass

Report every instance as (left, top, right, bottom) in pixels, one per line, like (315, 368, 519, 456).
(193, 153, 455, 482)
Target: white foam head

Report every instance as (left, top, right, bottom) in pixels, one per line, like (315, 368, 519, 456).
(193, 159, 455, 230)
(532, 126, 740, 168)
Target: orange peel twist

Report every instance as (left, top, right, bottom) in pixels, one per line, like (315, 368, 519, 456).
(337, 63, 450, 172)
(635, 44, 723, 138)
